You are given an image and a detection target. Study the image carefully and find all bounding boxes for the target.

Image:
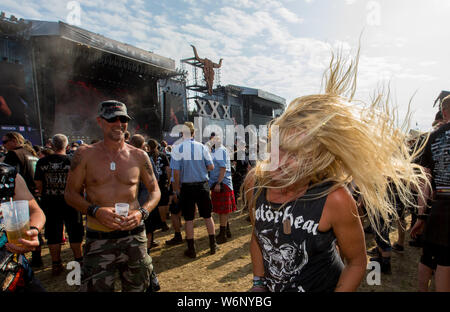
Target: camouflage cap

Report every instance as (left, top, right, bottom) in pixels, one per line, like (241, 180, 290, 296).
(98, 100, 132, 120)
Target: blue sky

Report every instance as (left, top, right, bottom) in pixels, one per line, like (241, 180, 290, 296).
(2, 0, 450, 130)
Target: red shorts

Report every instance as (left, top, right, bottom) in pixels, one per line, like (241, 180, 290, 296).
(211, 184, 237, 214)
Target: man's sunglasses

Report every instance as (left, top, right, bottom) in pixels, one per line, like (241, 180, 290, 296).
(2, 140, 9, 144)
(102, 116, 129, 123)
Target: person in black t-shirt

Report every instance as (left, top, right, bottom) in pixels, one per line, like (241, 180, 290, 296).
(2, 132, 42, 266)
(411, 95, 450, 292)
(148, 139, 171, 233)
(2, 132, 39, 194)
(34, 134, 84, 276)
(130, 135, 163, 252)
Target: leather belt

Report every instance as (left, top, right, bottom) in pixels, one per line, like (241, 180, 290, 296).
(86, 225, 145, 240)
(182, 181, 207, 187)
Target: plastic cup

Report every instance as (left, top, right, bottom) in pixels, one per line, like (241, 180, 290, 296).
(115, 203, 129, 217)
(1, 200, 30, 246)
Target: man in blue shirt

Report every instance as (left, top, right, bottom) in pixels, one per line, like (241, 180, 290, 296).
(209, 135, 236, 244)
(171, 122, 216, 258)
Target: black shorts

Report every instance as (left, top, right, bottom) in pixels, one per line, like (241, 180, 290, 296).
(180, 181, 212, 221)
(42, 199, 84, 245)
(144, 209, 162, 233)
(158, 183, 171, 206)
(424, 198, 450, 247)
(420, 242, 450, 268)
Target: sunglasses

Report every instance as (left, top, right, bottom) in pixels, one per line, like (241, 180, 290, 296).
(102, 116, 129, 123)
(2, 140, 9, 144)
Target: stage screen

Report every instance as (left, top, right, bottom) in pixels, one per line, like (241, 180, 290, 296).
(0, 38, 41, 145)
(51, 78, 157, 141)
(163, 92, 185, 131)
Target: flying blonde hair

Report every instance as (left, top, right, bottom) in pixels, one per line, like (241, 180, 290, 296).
(244, 48, 429, 235)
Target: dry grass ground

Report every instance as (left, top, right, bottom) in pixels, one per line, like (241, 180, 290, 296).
(32, 211, 425, 292)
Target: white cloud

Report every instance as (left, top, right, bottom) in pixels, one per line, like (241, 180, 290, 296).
(395, 73, 436, 82)
(275, 7, 304, 23)
(419, 61, 437, 67)
(203, 7, 266, 38)
(226, 0, 255, 8)
(2, 0, 442, 131)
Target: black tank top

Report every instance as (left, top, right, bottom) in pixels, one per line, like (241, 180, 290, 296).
(254, 182, 344, 292)
(0, 163, 17, 202)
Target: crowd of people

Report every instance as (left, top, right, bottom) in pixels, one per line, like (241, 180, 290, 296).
(0, 52, 449, 293)
(0, 100, 254, 292)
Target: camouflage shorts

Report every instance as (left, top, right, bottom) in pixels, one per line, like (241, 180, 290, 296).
(80, 230, 153, 292)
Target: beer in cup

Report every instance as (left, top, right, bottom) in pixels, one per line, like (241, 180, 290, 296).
(1, 200, 30, 246)
(115, 203, 129, 219)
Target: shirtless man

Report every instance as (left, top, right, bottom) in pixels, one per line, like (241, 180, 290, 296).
(65, 100, 161, 292)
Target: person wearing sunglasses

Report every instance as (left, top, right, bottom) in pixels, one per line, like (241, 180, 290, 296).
(64, 100, 161, 292)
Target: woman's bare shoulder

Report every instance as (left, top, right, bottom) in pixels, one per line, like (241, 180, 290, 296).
(325, 186, 357, 222)
(327, 186, 354, 205)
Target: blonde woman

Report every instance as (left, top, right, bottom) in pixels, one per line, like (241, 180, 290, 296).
(244, 50, 428, 292)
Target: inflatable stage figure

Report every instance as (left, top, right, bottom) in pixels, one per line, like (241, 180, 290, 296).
(191, 45, 223, 95)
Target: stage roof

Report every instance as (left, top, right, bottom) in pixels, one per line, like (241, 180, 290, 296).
(27, 20, 177, 77)
(226, 84, 286, 107)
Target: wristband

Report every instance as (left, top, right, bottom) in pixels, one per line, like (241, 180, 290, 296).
(29, 226, 40, 233)
(252, 276, 266, 287)
(417, 214, 428, 220)
(87, 204, 100, 217)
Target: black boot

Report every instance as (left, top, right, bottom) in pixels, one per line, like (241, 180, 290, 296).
(160, 222, 169, 232)
(216, 226, 227, 244)
(209, 234, 219, 255)
(370, 256, 392, 274)
(184, 239, 196, 258)
(226, 222, 232, 238)
(75, 257, 83, 268)
(52, 260, 64, 276)
(30, 248, 43, 268)
(166, 232, 183, 246)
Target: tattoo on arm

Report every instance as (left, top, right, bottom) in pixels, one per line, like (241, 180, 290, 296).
(70, 151, 83, 171)
(144, 157, 155, 183)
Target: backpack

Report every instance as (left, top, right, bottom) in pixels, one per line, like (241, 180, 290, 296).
(0, 228, 33, 292)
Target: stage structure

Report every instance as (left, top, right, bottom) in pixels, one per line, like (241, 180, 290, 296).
(1, 13, 284, 147)
(434, 90, 450, 108)
(1, 14, 185, 144)
(0, 13, 41, 144)
(179, 47, 285, 145)
(29, 20, 184, 143)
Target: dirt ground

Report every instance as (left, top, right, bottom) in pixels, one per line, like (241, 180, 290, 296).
(31, 210, 425, 292)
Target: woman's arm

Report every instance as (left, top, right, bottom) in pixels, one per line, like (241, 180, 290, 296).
(250, 231, 265, 277)
(244, 170, 267, 289)
(5, 174, 46, 254)
(326, 187, 367, 292)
